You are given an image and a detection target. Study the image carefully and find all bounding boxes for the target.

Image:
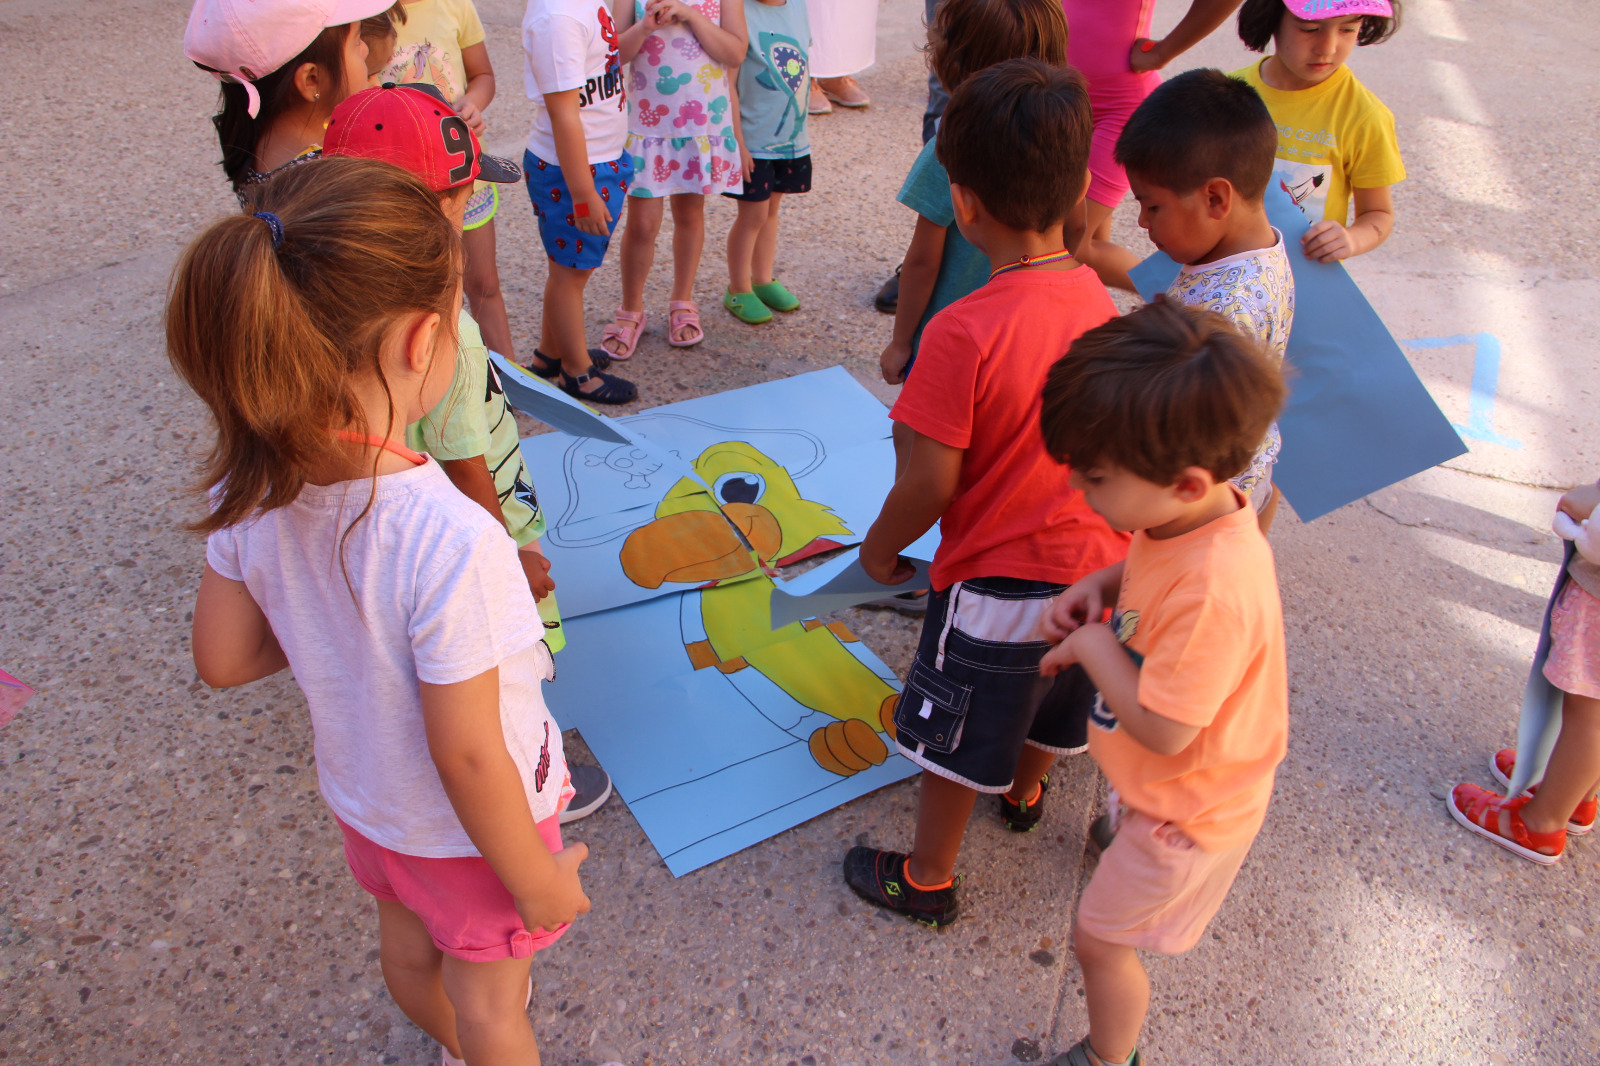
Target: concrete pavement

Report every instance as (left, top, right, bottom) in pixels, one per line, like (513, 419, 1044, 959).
(1, 0, 1596, 1062)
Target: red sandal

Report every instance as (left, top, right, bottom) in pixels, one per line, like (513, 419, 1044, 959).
(1449, 783, 1566, 865)
(1490, 748, 1598, 834)
(667, 300, 704, 348)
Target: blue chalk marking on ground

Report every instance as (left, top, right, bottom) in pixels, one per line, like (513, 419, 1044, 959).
(1402, 333, 1522, 450)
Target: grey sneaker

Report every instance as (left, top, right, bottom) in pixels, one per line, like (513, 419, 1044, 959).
(560, 763, 613, 823)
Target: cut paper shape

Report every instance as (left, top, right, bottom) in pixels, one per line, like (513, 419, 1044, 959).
(1129, 183, 1468, 521)
(769, 528, 941, 629)
(543, 588, 917, 876)
(0, 667, 34, 727)
(514, 369, 897, 619)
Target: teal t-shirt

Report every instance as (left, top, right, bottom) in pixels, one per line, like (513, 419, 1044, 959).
(737, 0, 811, 160)
(896, 139, 990, 357)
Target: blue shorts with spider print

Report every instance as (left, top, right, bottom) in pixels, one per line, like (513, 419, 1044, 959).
(523, 151, 634, 271)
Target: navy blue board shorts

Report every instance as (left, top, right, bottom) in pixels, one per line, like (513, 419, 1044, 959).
(723, 154, 812, 203)
(524, 150, 633, 270)
(894, 576, 1096, 793)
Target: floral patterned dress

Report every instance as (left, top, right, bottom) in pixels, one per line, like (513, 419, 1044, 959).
(623, 0, 743, 197)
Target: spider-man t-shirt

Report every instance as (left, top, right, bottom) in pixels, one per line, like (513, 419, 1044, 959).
(891, 266, 1130, 591)
(736, 0, 811, 160)
(523, 0, 629, 164)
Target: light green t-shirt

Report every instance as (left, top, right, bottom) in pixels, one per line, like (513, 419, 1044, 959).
(407, 309, 545, 547)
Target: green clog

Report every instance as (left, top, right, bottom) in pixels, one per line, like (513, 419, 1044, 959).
(752, 279, 800, 312)
(724, 288, 773, 324)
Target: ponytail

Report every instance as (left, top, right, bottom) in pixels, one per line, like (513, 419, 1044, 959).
(166, 156, 461, 532)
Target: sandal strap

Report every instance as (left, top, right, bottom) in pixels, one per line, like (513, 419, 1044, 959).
(560, 368, 637, 405)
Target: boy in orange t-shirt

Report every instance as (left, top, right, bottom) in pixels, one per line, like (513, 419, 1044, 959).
(844, 60, 1129, 928)
(1037, 300, 1289, 1066)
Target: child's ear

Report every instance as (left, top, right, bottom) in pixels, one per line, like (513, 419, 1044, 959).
(1204, 178, 1235, 220)
(1172, 466, 1217, 502)
(949, 182, 983, 229)
(402, 311, 445, 376)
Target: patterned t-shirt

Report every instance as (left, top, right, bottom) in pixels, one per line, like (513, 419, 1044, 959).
(736, 0, 811, 160)
(1168, 230, 1295, 502)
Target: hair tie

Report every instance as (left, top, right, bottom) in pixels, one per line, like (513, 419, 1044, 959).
(252, 211, 285, 250)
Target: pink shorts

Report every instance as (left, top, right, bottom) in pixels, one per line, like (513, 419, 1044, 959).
(1076, 810, 1254, 954)
(1086, 72, 1161, 209)
(338, 817, 570, 962)
(1545, 581, 1600, 699)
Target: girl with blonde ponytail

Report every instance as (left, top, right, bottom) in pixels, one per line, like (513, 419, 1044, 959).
(169, 155, 595, 1066)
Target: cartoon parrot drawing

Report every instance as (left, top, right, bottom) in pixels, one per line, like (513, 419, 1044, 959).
(619, 441, 900, 776)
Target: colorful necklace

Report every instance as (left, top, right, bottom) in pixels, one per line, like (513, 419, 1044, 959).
(989, 248, 1075, 280)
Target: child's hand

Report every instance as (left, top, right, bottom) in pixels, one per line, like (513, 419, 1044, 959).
(453, 96, 487, 133)
(739, 144, 755, 183)
(1559, 482, 1600, 523)
(519, 543, 556, 602)
(647, 0, 690, 25)
(574, 190, 612, 236)
(1302, 220, 1356, 263)
(860, 542, 916, 586)
(880, 339, 911, 385)
(1039, 579, 1105, 644)
(1039, 630, 1085, 678)
(515, 841, 591, 933)
(1128, 38, 1164, 73)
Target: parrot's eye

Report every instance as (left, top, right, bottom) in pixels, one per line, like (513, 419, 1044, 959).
(714, 472, 765, 506)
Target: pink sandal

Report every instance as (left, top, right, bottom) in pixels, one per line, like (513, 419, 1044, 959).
(601, 308, 646, 360)
(667, 300, 704, 348)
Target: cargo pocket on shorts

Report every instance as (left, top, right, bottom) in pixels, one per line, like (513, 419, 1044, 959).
(895, 657, 973, 754)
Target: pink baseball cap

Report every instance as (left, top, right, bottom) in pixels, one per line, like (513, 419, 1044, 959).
(184, 0, 394, 118)
(1283, 0, 1393, 17)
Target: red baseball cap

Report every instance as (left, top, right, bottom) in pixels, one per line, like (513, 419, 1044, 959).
(323, 83, 521, 191)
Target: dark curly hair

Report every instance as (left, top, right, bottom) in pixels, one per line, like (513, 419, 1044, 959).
(1237, 0, 1401, 52)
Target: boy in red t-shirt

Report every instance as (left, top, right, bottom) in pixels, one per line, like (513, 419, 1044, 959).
(845, 59, 1129, 927)
(1037, 301, 1289, 1066)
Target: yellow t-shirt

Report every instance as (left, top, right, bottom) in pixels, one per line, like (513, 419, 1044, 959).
(381, 0, 486, 104)
(1233, 60, 1405, 225)
(1087, 498, 1288, 851)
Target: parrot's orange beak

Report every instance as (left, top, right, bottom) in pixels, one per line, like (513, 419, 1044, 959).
(619, 505, 782, 589)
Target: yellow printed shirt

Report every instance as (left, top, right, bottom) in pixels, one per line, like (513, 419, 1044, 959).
(1233, 60, 1405, 225)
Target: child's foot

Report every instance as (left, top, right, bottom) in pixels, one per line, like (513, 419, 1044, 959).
(842, 846, 960, 927)
(667, 300, 704, 347)
(752, 279, 800, 312)
(1448, 783, 1566, 865)
(1060, 1037, 1142, 1066)
(862, 590, 929, 615)
(1489, 748, 1598, 833)
(600, 309, 646, 360)
(724, 289, 773, 324)
(559, 763, 614, 823)
(524, 347, 613, 380)
(559, 366, 638, 405)
(998, 773, 1050, 832)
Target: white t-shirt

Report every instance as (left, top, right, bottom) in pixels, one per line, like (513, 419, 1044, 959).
(523, 0, 629, 164)
(206, 458, 569, 858)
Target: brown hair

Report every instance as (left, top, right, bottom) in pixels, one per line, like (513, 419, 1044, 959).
(1040, 299, 1287, 484)
(362, 2, 406, 42)
(166, 155, 461, 534)
(926, 0, 1068, 94)
(1237, 0, 1401, 51)
(1114, 68, 1278, 200)
(937, 58, 1092, 232)
(202, 23, 355, 188)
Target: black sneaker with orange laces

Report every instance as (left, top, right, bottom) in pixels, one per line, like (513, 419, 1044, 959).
(842, 847, 960, 927)
(998, 774, 1050, 832)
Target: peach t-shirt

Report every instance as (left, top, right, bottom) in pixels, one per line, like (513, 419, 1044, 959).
(1087, 495, 1288, 850)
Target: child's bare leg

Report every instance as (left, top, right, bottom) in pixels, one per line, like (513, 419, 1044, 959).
(619, 196, 665, 313)
(1256, 484, 1281, 533)
(669, 194, 706, 303)
(541, 260, 602, 387)
(752, 192, 785, 286)
(1521, 692, 1600, 834)
(463, 220, 514, 360)
(1073, 923, 1149, 1065)
(376, 900, 460, 1055)
(1005, 745, 1055, 806)
(906, 770, 979, 886)
(727, 199, 770, 292)
(441, 952, 539, 1064)
(1078, 199, 1140, 294)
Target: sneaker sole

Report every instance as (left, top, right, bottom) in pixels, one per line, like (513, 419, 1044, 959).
(843, 882, 956, 928)
(559, 778, 614, 824)
(1447, 793, 1562, 865)
(1487, 754, 1594, 835)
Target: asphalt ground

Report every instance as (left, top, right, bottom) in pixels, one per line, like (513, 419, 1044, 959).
(1, 0, 1596, 1063)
